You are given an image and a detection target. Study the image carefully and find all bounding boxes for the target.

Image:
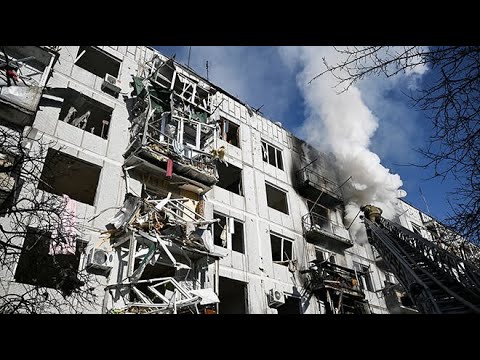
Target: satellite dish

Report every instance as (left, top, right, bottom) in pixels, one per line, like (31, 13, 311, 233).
(397, 189, 407, 198)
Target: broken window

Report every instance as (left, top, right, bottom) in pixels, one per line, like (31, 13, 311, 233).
(315, 247, 324, 261)
(353, 262, 374, 292)
(213, 212, 244, 254)
(277, 296, 302, 314)
(261, 140, 284, 170)
(216, 162, 243, 196)
(38, 149, 101, 206)
(75, 46, 121, 79)
(265, 183, 289, 214)
(219, 118, 240, 148)
(219, 276, 247, 314)
(58, 88, 113, 139)
(232, 220, 244, 253)
(14, 228, 86, 295)
(0, 149, 18, 210)
(270, 233, 294, 264)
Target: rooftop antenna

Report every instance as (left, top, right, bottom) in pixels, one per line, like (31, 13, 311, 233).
(187, 46, 192, 68)
(253, 104, 264, 113)
(205, 60, 209, 80)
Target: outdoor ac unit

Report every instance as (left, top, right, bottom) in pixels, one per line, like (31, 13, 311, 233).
(102, 73, 122, 94)
(268, 288, 285, 308)
(86, 248, 114, 271)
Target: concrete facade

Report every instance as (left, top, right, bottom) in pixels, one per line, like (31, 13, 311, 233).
(1, 45, 457, 314)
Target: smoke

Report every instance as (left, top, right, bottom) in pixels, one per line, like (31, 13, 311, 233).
(279, 47, 411, 243)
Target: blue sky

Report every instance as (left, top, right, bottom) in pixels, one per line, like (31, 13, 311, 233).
(154, 46, 458, 223)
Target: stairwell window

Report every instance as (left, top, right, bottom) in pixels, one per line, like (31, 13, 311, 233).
(271, 233, 294, 265)
(353, 262, 374, 292)
(261, 140, 283, 170)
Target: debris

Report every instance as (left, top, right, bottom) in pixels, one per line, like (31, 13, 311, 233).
(103, 192, 222, 314)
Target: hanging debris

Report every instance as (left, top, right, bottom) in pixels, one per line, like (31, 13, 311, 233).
(300, 259, 370, 314)
(103, 193, 223, 314)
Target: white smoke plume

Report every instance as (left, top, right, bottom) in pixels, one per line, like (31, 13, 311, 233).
(279, 47, 412, 243)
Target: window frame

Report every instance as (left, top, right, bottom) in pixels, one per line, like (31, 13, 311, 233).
(265, 182, 289, 214)
(215, 161, 243, 196)
(38, 148, 102, 206)
(219, 117, 240, 148)
(75, 46, 121, 79)
(213, 212, 245, 254)
(314, 246, 325, 262)
(270, 232, 294, 265)
(261, 140, 284, 170)
(13, 227, 88, 290)
(353, 262, 375, 292)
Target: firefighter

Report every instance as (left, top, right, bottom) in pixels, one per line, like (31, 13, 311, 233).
(360, 204, 383, 223)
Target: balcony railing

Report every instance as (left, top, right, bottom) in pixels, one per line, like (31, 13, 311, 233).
(124, 113, 218, 189)
(302, 212, 353, 248)
(296, 167, 343, 206)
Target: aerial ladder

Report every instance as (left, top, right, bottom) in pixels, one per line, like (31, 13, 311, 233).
(361, 205, 480, 314)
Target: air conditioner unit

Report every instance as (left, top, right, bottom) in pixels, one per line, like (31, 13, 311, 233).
(102, 73, 122, 94)
(268, 288, 285, 308)
(86, 248, 114, 272)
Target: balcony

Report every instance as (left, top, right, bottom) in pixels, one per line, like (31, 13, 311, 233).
(124, 126, 218, 195)
(124, 57, 219, 195)
(302, 212, 353, 249)
(0, 46, 58, 126)
(302, 260, 369, 313)
(295, 168, 343, 207)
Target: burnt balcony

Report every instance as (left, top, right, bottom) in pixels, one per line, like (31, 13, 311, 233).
(0, 46, 58, 126)
(302, 212, 353, 249)
(295, 168, 343, 207)
(302, 260, 369, 314)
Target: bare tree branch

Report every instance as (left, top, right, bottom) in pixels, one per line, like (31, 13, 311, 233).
(0, 125, 98, 313)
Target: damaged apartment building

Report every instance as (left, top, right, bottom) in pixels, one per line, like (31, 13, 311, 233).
(1, 46, 479, 314)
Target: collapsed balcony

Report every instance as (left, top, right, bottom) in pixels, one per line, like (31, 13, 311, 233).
(301, 260, 369, 314)
(302, 212, 353, 249)
(0, 46, 58, 126)
(124, 56, 220, 194)
(101, 193, 223, 314)
(295, 167, 344, 207)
